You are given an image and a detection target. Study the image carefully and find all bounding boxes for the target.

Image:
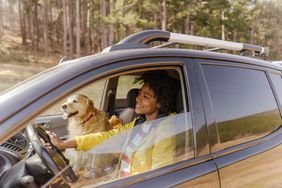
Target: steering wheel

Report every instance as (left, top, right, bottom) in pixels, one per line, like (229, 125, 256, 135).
(26, 124, 78, 183)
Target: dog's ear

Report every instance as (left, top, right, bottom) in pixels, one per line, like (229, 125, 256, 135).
(87, 98, 95, 112)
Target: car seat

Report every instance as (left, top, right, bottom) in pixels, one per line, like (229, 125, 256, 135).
(119, 88, 139, 125)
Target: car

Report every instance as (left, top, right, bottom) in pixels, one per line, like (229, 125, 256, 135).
(0, 30, 282, 188)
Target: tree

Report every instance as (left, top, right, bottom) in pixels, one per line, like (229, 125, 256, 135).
(108, 0, 115, 45)
(100, 0, 107, 50)
(43, 0, 49, 57)
(18, 0, 27, 46)
(4, 0, 281, 61)
(76, 0, 80, 58)
(63, 0, 67, 57)
(0, 0, 3, 41)
(161, 0, 167, 31)
(67, 0, 74, 59)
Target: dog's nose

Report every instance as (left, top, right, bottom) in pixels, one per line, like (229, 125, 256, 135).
(62, 104, 67, 109)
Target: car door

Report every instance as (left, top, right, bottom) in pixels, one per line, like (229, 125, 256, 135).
(34, 56, 220, 187)
(196, 59, 282, 187)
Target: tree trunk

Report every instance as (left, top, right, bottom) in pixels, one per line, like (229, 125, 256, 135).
(100, 0, 107, 50)
(43, 0, 49, 57)
(0, 0, 3, 41)
(27, 1, 35, 53)
(221, 11, 225, 40)
(86, 0, 91, 54)
(161, 0, 167, 31)
(18, 1, 26, 46)
(108, 0, 114, 45)
(68, 0, 74, 59)
(184, 15, 190, 34)
(49, 3, 55, 53)
(63, 0, 67, 57)
(34, 2, 39, 52)
(76, 0, 80, 58)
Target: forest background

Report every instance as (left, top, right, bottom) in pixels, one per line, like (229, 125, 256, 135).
(0, 0, 282, 92)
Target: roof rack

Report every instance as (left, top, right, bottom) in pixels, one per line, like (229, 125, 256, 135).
(102, 30, 269, 57)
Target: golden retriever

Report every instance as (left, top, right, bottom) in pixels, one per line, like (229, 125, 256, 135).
(61, 94, 116, 179)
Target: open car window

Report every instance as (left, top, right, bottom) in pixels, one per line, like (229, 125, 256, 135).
(4, 67, 194, 188)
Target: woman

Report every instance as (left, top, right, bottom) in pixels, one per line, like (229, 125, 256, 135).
(48, 70, 179, 176)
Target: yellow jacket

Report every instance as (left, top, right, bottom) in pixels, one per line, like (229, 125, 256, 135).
(75, 116, 176, 175)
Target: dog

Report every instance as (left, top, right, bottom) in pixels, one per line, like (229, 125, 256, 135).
(61, 94, 116, 179)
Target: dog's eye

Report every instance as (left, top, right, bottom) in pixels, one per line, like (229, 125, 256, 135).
(73, 100, 78, 103)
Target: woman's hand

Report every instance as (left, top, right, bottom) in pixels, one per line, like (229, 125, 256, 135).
(46, 131, 78, 150)
(46, 131, 65, 150)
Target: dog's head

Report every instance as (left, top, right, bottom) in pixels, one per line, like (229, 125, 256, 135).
(61, 94, 94, 120)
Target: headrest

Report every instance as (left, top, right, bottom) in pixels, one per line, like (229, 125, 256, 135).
(127, 88, 139, 108)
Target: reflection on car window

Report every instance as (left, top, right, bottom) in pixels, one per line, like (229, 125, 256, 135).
(202, 65, 282, 149)
(86, 112, 193, 180)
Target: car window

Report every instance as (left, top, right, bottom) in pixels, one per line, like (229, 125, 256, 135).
(42, 112, 193, 187)
(38, 67, 194, 187)
(202, 65, 282, 149)
(116, 75, 142, 99)
(114, 75, 142, 110)
(270, 73, 282, 108)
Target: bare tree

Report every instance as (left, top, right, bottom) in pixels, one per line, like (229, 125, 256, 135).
(221, 10, 225, 40)
(43, 0, 49, 57)
(63, 0, 67, 56)
(27, 1, 36, 53)
(76, 0, 80, 58)
(0, 0, 3, 40)
(100, 0, 107, 50)
(161, 0, 167, 30)
(18, 0, 27, 46)
(67, 1, 74, 59)
(108, 0, 114, 45)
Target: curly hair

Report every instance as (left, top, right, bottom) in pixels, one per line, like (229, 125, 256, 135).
(140, 70, 179, 115)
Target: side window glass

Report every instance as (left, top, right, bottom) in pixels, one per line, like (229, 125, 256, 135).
(114, 75, 142, 111)
(116, 75, 142, 99)
(202, 65, 282, 149)
(270, 73, 282, 108)
(88, 112, 193, 177)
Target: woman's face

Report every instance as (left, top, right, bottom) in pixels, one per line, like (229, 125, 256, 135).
(135, 83, 160, 121)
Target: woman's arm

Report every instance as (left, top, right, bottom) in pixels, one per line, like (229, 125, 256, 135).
(47, 131, 77, 150)
(47, 119, 136, 151)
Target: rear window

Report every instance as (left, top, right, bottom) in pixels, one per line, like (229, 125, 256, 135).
(202, 65, 282, 149)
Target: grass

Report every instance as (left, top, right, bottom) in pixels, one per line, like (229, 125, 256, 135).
(0, 32, 61, 92)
